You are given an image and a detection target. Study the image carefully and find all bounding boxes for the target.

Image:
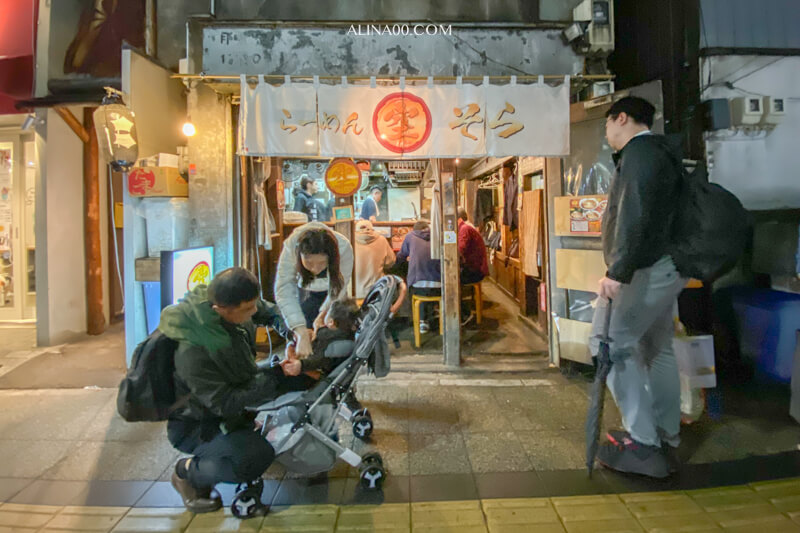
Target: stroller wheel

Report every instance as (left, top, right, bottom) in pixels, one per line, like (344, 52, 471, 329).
(231, 479, 267, 519)
(359, 463, 386, 490)
(352, 413, 374, 439)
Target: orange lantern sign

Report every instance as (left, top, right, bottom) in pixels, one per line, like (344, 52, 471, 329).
(372, 92, 432, 154)
(325, 158, 362, 196)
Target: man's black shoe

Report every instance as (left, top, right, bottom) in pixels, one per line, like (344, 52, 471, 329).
(598, 432, 671, 479)
(607, 429, 680, 474)
(171, 467, 222, 513)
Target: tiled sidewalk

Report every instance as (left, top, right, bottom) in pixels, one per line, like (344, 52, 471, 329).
(3, 478, 800, 532)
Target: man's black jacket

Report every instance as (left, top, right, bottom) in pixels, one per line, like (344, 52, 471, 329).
(602, 133, 682, 284)
(158, 286, 286, 433)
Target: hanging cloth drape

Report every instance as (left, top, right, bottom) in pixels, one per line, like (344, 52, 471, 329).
(253, 162, 276, 250)
(520, 190, 543, 277)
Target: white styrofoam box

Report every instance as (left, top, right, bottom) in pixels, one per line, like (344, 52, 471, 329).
(137, 152, 180, 168)
(673, 335, 717, 389)
(142, 198, 189, 257)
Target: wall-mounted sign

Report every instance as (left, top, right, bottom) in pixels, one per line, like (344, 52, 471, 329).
(160, 246, 214, 308)
(333, 206, 354, 222)
(325, 158, 362, 196)
(239, 78, 570, 158)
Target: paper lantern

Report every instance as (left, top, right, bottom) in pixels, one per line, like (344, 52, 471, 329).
(93, 102, 139, 171)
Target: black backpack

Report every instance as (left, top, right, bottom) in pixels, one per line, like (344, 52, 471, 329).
(117, 330, 183, 422)
(670, 161, 750, 282)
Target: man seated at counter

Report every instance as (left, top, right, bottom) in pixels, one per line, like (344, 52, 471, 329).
(396, 220, 441, 334)
(457, 206, 489, 323)
(292, 176, 325, 222)
(359, 186, 382, 222)
(354, 219, 396, 299)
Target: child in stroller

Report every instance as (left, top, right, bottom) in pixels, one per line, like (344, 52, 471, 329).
(279, 298, 360, 380)
(229, 275, 406, 518)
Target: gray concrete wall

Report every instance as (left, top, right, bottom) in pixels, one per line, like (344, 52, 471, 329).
(156, 1, 583, 70)
(200, 26, 582, 77)
(35, 107, 87, 345)
(186, 84, 234, 273)
(121, 49, 188, 361)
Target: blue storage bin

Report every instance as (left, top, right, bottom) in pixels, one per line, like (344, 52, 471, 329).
(731, 288, 800, 384)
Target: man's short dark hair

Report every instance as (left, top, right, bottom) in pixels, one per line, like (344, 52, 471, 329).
(413, 220, 429, 231)
(457, 206, 469, 221)
(300, 176, 314, 192)
(328, 298, 360, 332)
(208, 267, 260, 307)
(606, 96, 655, 128)
(370, 186, 382, 194)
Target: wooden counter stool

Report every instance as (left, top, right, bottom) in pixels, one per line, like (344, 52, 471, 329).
(462, 282, 483, 325)
(411, 293, 443, 348)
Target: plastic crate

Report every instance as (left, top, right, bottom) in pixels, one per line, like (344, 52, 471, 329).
(732, 288, 800, 384)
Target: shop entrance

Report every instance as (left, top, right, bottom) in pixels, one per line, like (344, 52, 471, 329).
(0, 135, 36, 322)
(239, 153, 550, 363)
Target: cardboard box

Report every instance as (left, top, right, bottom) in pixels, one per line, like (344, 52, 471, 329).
(556, 317, 593, 364)
(128, 167, 188, 197)
(555, 249, 607, 292)
(554, 195, 607, 237)
(137, 153, 180, 168)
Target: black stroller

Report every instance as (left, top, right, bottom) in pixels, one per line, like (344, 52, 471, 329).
(230, 275, 406, 518)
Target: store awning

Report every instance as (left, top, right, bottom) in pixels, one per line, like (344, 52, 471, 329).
(0, 0, 38, 115)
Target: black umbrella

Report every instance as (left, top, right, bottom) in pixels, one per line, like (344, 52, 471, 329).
(585, 299, 613, 477)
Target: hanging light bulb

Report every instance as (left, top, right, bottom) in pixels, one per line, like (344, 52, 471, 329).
(182, 118, 196, 137)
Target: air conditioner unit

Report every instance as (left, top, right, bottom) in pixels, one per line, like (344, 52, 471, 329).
(572, 0, 614, 53)
(730, 96, 764, 126)
(761, 96, 785, 126)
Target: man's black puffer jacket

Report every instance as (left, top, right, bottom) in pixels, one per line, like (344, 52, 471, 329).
(602, 134, 682, 284)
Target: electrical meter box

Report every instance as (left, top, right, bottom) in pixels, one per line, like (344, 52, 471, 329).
(730, 96, 764, 126)
(761, 96, 786, 125)
(573, 0, 614, 53)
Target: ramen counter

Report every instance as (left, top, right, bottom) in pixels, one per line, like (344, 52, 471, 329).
(553, 195, 608, 237)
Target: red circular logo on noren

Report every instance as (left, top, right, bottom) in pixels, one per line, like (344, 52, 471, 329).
(372, 92, 432, 154)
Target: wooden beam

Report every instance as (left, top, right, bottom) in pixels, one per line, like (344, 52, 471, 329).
(240, 155, 256, 272)
(84, 108, 105, 335)
(55, 107, 90, 144)
(439, 160, 461, 366)
(333, 195, 355, 296)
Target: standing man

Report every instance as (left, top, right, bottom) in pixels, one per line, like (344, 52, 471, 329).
(592, 96, 687, 479)
(293, 176, 323, 221)
(457, 207, 489, 323)
(359, 186, 382, 222)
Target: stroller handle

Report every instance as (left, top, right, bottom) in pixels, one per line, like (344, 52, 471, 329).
(389, 279, 407, 316)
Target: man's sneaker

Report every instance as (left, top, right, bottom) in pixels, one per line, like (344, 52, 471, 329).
(171, 463, 222, 513)
(607, 429, 679, 474)
(419, 320, 430, 334)
(597, 433, 671, 479)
